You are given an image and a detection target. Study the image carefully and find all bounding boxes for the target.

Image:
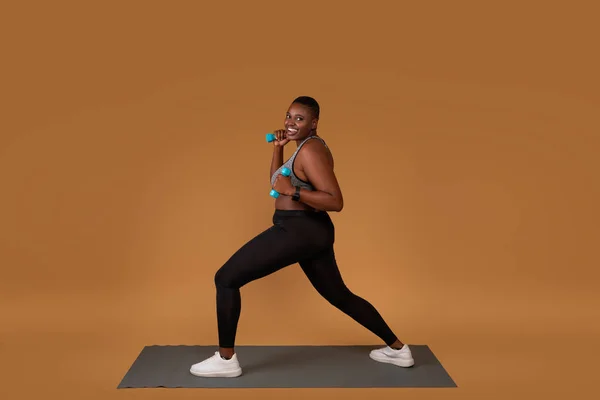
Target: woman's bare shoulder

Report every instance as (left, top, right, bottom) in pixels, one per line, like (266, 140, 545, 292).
(298, 137, 333, 166)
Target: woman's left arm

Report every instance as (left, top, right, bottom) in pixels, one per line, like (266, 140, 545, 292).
(294, 144, 344, 212)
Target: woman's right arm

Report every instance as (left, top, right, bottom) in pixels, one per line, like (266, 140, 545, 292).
(269, 129, 289, 178)
(270, 146, 284, 178)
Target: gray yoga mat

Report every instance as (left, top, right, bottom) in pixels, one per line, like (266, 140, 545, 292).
(117, 344, 457, 388)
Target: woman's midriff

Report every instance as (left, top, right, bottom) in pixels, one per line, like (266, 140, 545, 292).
(274, 194, 315, 211)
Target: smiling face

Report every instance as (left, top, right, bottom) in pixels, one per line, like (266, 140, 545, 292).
(284, 102, 318, 141)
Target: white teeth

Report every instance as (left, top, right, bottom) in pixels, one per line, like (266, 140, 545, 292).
(287, 128, 298, 132)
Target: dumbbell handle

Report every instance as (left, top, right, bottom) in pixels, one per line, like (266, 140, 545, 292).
(270, 167, 291, 198)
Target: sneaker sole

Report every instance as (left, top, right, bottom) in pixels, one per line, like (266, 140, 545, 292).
(189, 367, 243, 378)
(369, 352, 415, 367)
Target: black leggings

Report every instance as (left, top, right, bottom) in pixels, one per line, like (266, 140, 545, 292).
(213, 209, 398, 348)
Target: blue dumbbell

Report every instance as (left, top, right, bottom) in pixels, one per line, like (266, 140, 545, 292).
(270, 167, 291, 198)
(266, 133, 276, 142)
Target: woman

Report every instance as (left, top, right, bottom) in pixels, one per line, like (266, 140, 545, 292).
(190, 96, 414, 378)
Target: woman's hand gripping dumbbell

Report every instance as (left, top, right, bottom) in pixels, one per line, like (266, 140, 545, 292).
(270, 167, 292, 198)
(266, 130, 290, 147)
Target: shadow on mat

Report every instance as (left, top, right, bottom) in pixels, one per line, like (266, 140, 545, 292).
(240, 346, 381, 374)
(242, 347, 325, 374)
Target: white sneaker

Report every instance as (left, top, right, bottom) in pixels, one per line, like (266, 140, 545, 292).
(369, 344, 415, 367)
(190, 351, 243, 377)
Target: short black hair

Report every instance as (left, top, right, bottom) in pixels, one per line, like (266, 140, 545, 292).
(292, 96, 320, 119)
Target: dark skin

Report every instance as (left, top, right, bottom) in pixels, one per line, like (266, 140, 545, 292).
(218, 102, 405, 359)
(270, 102, 343, 212)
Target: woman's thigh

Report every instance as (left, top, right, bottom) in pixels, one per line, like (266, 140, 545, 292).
(215, 221, 320, 289)
(298, 247, 349, 300)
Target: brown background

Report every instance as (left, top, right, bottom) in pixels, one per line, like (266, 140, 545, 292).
(1, 0, 599, 399)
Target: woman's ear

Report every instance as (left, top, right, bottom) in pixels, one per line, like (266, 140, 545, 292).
(312, 119, 318, 130)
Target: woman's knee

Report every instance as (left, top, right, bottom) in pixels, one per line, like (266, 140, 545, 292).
(214, 265, 237, 289)
(320, 285, 353, 308)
